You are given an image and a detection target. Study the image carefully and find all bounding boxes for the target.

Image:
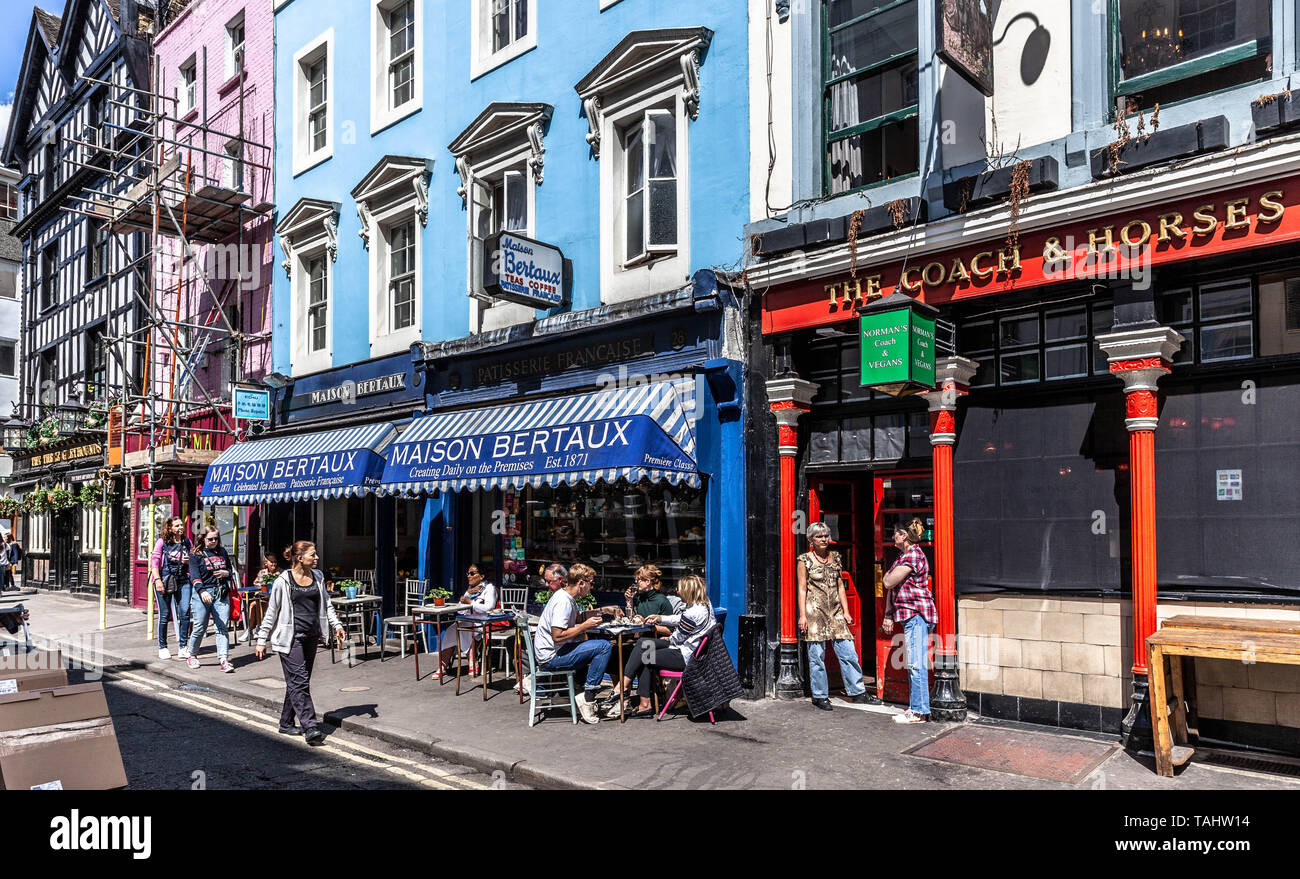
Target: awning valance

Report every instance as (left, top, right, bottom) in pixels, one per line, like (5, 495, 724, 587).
(200, 423, 397, 505)
(380, 380, 700, 494)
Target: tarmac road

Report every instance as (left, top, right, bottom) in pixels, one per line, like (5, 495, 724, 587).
(87, 663, 529, 791)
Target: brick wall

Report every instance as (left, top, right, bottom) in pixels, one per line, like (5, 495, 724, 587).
(959, 595, 1300, 730)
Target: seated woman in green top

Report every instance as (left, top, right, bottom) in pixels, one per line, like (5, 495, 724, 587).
(622, 565, 675, 625)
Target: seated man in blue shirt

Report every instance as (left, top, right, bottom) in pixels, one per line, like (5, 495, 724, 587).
(533, 563, 611, 724)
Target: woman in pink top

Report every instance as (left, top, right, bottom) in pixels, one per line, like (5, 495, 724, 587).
(150, 516, 193, 660)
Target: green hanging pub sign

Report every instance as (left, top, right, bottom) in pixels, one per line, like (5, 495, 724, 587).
(858, 292, 938, 397)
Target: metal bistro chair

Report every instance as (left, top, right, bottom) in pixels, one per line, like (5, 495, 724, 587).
(352, 569, 380, 640)
(487, 587, 528, 679)
(517, 614, 578, 726)
(381, 578, 427, 661)
(654, 633, 718, 724)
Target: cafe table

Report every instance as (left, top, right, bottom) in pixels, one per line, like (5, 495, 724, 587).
(331, 594, 383, 664)
(236, 586, 268, 646)
(410, 603, 471, 681)
(587, 622, 655, 723)
(452, 611, 517, 700)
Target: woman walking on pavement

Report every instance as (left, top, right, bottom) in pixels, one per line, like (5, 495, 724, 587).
(185, 526, 240, 673)
(254, 541, 346, 745)
(882, 518, 936, 724)
(150, 516, 193, 660)
(798, 521, 878, 710)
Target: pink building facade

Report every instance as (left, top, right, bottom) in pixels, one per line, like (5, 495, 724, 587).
(153, 0, 274, 401)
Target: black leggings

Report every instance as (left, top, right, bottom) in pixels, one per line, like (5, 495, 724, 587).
(623, 637, 686, 699)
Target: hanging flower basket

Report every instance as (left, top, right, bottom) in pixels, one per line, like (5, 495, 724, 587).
(46, 488, 76, 512)
(0, 497, 21, 518)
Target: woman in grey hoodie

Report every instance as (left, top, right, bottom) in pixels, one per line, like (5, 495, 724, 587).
(254, 540, 345, 745)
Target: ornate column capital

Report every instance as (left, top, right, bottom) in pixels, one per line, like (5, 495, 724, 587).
(919, 356, 977, 445)
(1097, 326, 1184, 431)
(766, 377, 818, 455)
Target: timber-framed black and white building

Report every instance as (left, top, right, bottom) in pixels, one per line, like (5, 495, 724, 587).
(1, 0, 156, 595)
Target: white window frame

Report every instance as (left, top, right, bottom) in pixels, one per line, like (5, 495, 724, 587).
(467, 159, 535, 333)
(370, 210, 421, 355)
(578, 28, 708, 305)
(470, 0, 537, 80)
(620, 108, 678, 267)
(292, 30, 334, 177)
(291, 243, 333, 375)
(29, 512, 49, 554)
(279, 199, 340, 376)
(222, 139, 244, 192)
(371, 0, 423, 134)
(178, 56, 197, 115)
(225, 12, 246, 80)
(82, 505, 103, 555)
(599, 0, 623, 9)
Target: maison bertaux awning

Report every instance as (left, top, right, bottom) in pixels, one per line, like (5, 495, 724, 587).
(199, 423, 397, 505)
(379, 380, 700, 494)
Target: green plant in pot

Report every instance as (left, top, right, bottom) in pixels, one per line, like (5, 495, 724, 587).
(575, 593, 596, 611)
(533, 589, 551, 606)
(335, 578, 362, 598)
(427, 587, 452, 607)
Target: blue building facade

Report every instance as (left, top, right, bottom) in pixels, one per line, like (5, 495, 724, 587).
(248, 0, 753, 656)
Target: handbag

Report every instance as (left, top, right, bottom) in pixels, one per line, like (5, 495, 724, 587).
(162, 572, 181, 596)
(230, 588, 242, 623)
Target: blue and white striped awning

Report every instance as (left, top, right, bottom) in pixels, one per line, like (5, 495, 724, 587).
(380, 380, 700, 494)
(200, 422, 398, 505)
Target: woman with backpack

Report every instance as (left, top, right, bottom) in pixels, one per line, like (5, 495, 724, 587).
(254, 541, 346, 745)
(150, 517, 192, 660)
(185, 526, 240, 673)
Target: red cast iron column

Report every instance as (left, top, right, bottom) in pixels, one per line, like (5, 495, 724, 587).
(1097, 327, 1183, 751)
(766, 377, 819, 699)
(920, 357, 978, 721)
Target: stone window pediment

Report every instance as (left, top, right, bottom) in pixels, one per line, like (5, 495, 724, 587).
(275, 197, 341, 278)
(575, 26, 712, 158)
(449, 102, 553, 200)
(350, 154, 434, 248)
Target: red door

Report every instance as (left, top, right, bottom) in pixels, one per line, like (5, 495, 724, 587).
(132, 492, 175, 608)
(873, 469, 936, 704)
(807, 478, 865, 686)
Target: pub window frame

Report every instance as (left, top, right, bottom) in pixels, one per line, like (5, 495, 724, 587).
(960, 299, 1116, 389)
(1156, 276, 1256, 365)
(821, 0, 920, 197)
(1108, 0, 1273, 114)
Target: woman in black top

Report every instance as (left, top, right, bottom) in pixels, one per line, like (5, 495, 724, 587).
(185, 527, 239, 673)
(254, 541, 345, 744)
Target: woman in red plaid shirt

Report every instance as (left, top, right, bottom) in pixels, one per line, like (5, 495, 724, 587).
(882, 518, 935, 723)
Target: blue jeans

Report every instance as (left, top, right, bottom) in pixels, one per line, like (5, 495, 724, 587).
(544, 639, 612, 693)
(155, 582, 194, 649)
(902, 614, 932, 716)
(807, 639, 865, 699)
(188, 591, 230, 660)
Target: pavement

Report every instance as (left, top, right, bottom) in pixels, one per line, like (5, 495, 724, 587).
(8, 590, 1300, 791)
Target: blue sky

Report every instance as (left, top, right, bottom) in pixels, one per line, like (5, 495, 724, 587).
(1, 2, 47, 139)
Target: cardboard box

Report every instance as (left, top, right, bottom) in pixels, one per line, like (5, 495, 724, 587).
(0, 683, 128, 789)
(0, 649, 68, 693)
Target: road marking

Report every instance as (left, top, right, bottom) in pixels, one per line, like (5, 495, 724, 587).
(105, 667, 489, 789)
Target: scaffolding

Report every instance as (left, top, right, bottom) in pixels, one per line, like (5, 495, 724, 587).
(52, 45, 273, 635)
(57, 49, 274, 477)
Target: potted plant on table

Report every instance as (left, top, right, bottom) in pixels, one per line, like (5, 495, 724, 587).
(576, 591, 600, 621)
(427, 587, 452, 607)
(336, 579, 362, 600)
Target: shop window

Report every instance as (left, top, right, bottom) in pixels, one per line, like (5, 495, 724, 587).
(1156, 277, 1253, 364)
(823, 0, 919, 195)
(1258, 275, 1300, 356)
(521, 482, 705, 597)
(1114, 0, 1271, 110)
(345, 496, 375, 537)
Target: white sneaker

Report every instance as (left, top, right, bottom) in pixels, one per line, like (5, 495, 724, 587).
(220, 658, 235, 673)
(893, 709, 928, 724)
(178, 646, 191, 660)
(604, 699, 624, 720)
(576, 694, 600, 725)
(186, 655, 200, 670)
(158, 647, 171, 660)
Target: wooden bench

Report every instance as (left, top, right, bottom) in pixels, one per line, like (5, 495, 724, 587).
(1146, 621, 1300, 777)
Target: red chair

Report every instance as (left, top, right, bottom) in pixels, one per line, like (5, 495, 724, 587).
(655, 635, 717, 723)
